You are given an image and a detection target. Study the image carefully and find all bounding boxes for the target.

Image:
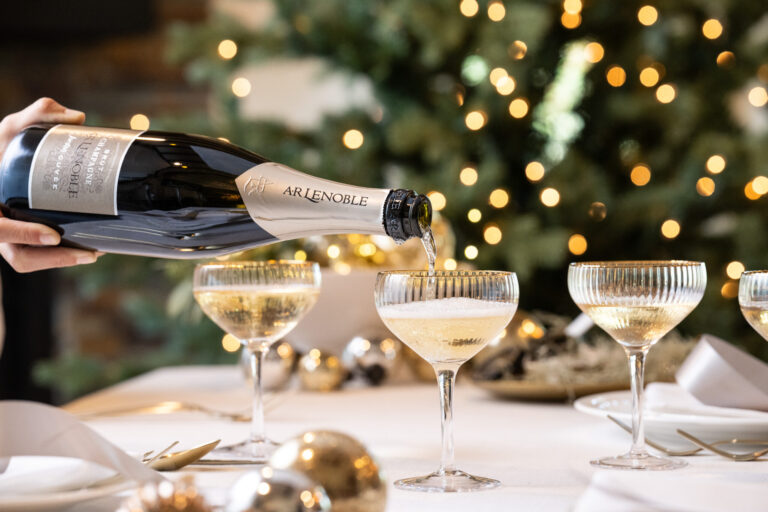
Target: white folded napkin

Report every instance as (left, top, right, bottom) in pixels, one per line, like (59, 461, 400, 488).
(0, 456, 115, 495)
(575, 471, 768, 512)
(0, 400, 163, 497)
(644, 382, 768, 420)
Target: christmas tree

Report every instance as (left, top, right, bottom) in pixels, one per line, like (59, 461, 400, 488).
(38, 0, 768, 396)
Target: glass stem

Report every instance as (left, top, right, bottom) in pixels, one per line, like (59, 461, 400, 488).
(249, 347, 266, 443)
(435, 366, 457, 475)
(627, 347, 649, 457)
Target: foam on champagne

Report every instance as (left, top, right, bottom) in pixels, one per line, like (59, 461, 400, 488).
(378, 297, 517, 319)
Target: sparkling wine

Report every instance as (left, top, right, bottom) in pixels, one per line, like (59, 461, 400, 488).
(194, 285, 319, 343)
(0, 124, 431, 258)
(378, 297, 517, 363)
(576, 303, 698, 348)
(740, 304, 768, 340)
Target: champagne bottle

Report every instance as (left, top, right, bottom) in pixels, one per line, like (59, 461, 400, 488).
(0, 124, 432, 258)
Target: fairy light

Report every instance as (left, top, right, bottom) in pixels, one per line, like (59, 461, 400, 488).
(342, 129, 364, 149)
(464, 245, 479, 260)
(496, 76, 516, 95)
(721, 281, 739, 299)
(726, 261, 745, 280)
(561, 12, 581, 29)
(483, 224, 503, 245)
(327, 245, 341, 259)
(639, 67, 660, 87)
(489, 189, 510, 208)
(294, 250, 307, 261)
(427, 191, 447, 211)
(218, 39, 238, 59)
(467, 208, 482, 223)
(358, 243, 377, 257)
(584, 42, 604, 63)
(696, 177, 715, 197)
(465, 110, 487, 130)
(525, 161, 545, 182)
(509, 40, 527, 60)
(444, 258, 458, 271)
(706, 155, 726, 174)
(702, 19, 723, 40)
(459, 0, 479, 17)
(508, 98, 529, 118)
(656, 83, 676, 103)
(637, 5, 658, 26)
(488, 1, 506, 21)
(489, 67, 508, 86)
(716, 51, 735, 67)
(752, 176, 768, 195)
(222, 334, 240, 352)
(606, 66, 627, 87)
(630, 164, 651, 186)
(459, 166, 478, 186)
(745, 181, 761, 200)
(232, 77, 252, 97)
(661, 219, 681, 239)
(540, 188, 560, 207)
(563, 0, 582, 15)
(748, 87, 768, 107)
(568, 234, 587, 255)
(130, 114, 150, 130)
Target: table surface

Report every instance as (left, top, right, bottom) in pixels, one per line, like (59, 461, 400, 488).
(63, 365, 768, 511)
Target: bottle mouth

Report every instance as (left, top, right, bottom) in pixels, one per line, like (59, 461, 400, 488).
(383, 190, 432, 242)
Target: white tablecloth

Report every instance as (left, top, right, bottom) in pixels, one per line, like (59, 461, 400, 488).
(62, 366, 768, 511)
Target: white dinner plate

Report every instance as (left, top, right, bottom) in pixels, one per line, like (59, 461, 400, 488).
(0, 457, 135, 511)
(574, 386, 768, 450)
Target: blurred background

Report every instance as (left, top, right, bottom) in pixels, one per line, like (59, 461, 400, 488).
(1, 0, 767, 403)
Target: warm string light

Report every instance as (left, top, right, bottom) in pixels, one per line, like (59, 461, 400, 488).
(706, 154, 726, 174)
(459, 166, 478, 186)
(721, 281, 739, 299)
(726, 261, 745, 279)
(487, 1, 506, 21)
(606, 66, 627, 87)
(568, 234, 587, 255)
(232, 77, 252, 97)
(222, 334, 240, 352)
(630, 164, 651, 186)
(489, 67, 508, 85)
(745, 180, 761, 200)
(464, 245, 479, 260)
(525, 161, 545, 182)
(563, 0, 582, 15)
(583, 42, 604, 63)
(702, 19, 723, 40)
(218, 39, 238, 59)
(656, 83, 676, 103)
(489, 189, 510, 208)
(540, 188, 561, 207)
(294, 250, 307, 261)
(467, 208, 482, 223)
(748, 87, 768, 107)
(444, 258, 458, 271)
(639, 67, 660, 87)
(130, 114, 150, 130)
(561, 12, 581, 29)
(342, 129, 364, 149)
(459, 0, 479, 17)
(696, 177, 716, 197)
(508, 98, 529, 118)
(716, 51, 735, 67)
(509, 40, 527, 60)
(327, 245, 341, 259)
(496, 76, 516, 95)
(427, 191, 447, 211)
(637, 5, 658, 26)
(752, 176, 768, 195)
(483, 224, 502, 244)
(465, 110, 487, 130)
(661, 219, 681, 239)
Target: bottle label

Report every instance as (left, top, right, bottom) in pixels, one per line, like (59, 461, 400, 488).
(28, 124, 142, 215)
(235, 162, 390, 239)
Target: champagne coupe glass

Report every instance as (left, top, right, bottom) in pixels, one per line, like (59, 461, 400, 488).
(194, 260, 321, 461)
(568, 261, 706, 470)
(739, 271, 768, 341)
(375, 270, 519, 492)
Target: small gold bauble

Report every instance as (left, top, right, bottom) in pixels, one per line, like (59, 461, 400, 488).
(226, 467, 331, 512)
(298, 349, 347, 391)
(241, 341, 296, 391)
(342, 335, 401, 385)
(268, 431, 386, 512)
(117, 476, 211, 512)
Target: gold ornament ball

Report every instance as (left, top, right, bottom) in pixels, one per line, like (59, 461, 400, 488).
(226, 467, 331, 512)
(269, 431, 386, 512)
(241, 341, 296, 391)
(298, 350, 347, 391)
(117, 476, 211, 512)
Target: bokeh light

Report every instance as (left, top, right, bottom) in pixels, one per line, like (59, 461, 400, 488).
(637, 5, 658, 26)
(639, 67, 660, 87)
(568, 234, 588, 255)
(525, 161, 546, 182)
(630, 164, 651, 186)
(726, 261, 745, 280)
(218, 39, 238, 59)
(459, 166, 478, 186)
(606, 66, 627, 87)
(467, 208, 482, 223)
(656, 84, 676, 103)
(465, 110, 487, 130)
(483, 224, 503, 245)
(232, 77, 252, 97)
(508, 98, 529, 118)
(716, 51, 735, 67)
(342, 129, 364, 149)
(748, 87, 768, 107)
(696, 177, 716, 197)
(489, 189, 510, 208)
(488, 1, 506, 21)
(509, 40, 527, 60)
(584, 42, 605, 63)
(706, 155, 726, 174)
(130, 114, 150, 130)
(427, 191, 447, 211)
(540, 188, 561, 207)
(661, 219, 681, 239)
(702, 19, 723, 39)
(561, 12, 581, 29)
(464, 245, 479, 260)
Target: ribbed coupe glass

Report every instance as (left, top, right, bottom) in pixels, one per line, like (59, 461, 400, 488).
(194, 260, 321, 461)
(375, 270, 519, 492)
(739, 271, 768, 341)
(568, 261, 706, 470)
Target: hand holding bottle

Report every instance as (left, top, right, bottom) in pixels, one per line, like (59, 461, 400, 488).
(0, 98, 100, 272)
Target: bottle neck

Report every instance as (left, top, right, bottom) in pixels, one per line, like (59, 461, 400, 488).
(383, 189, 432, 243)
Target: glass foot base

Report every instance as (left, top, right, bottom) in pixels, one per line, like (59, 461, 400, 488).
(395, 469, 500, 492)
(211, 438, 280, 463)
(591, 452, 686, 471)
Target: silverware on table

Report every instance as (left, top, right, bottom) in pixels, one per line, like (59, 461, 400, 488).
(77, 401, 252, 422)
(146, 439, 221, 471)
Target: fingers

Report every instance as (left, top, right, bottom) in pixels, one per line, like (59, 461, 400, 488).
(0, 243, 100, 273)
(0, 97, 85, 140)
(0, 215, 61, 246)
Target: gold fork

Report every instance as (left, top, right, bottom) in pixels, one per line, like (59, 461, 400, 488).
(676, 429, 768, 461)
